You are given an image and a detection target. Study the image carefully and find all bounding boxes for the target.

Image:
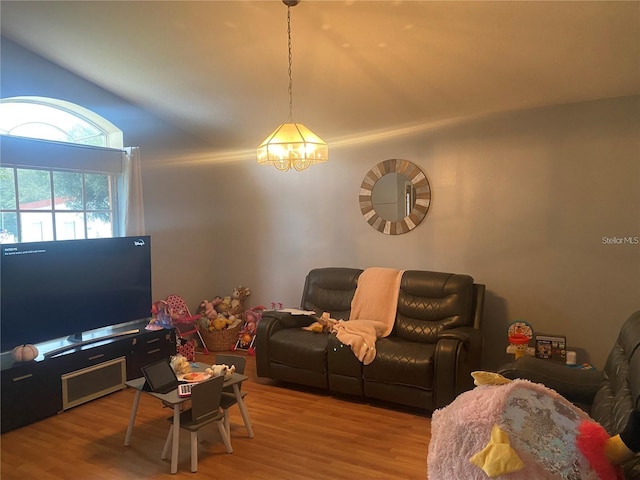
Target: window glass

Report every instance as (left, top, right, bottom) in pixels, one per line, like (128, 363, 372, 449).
(17, 169, 51, 207)
(87, 212, 113, 239)
(0, 97, 123, 243)
(55, 212, 85, 241)
(8, 168, 114, 242)
(0, 212, 18, 243)
(53, 171, 83, 211)
(0, 167, 16, 210)
(20, 212, 54, 242)
(85, 173, 112, 211)
(11, 123, 70, 143)
(0, 102, 106, 146)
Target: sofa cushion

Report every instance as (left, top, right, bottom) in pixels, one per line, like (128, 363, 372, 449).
(396, 271, 474, 343)
(363, 337, 436, 390)
(300, 267, 362, 319)
(269, 329, 328, 373)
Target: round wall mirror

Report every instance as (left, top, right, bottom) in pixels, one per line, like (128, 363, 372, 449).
(359, 159, 431, 235)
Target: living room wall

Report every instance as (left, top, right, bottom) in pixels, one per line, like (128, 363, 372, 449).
(147, 96, 637, 372)
(3, 39, 638, 371)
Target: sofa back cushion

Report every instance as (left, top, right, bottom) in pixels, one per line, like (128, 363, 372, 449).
(396, 270, 474, 343)
(301, 267, 362, 320)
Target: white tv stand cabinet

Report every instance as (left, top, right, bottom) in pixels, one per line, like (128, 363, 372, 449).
(1, 319, 176, 433)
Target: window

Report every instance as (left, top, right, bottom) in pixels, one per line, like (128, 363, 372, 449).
(0, 96, 123, 148)
(0, 97, 125, 243)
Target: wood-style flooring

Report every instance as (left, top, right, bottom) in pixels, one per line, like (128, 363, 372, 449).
(1, 352, 431, 479)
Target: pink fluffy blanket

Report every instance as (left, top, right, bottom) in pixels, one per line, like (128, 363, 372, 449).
(332, 267, 403, 364)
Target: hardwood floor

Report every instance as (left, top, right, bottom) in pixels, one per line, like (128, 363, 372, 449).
(0, 352, 431, 479)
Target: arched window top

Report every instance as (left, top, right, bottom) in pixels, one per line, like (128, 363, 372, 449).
(0, 97, 123, 149)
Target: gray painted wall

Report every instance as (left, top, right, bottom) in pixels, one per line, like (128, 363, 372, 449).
(4, 39, 639, 371)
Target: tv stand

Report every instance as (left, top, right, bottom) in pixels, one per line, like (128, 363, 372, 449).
(1, 319, 176, 433)
(45, 329, 141, 359)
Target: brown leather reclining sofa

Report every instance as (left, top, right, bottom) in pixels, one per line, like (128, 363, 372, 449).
(256, 267, 485, 411)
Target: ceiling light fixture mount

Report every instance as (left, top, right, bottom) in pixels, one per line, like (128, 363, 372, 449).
(257, 0, 328, 172)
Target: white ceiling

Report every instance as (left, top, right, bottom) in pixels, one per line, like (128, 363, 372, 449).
(2, 1, 639, 153)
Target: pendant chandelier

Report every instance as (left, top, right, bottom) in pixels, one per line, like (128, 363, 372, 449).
(257, 0, 328, 172)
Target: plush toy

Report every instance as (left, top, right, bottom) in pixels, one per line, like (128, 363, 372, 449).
(215, 296, 233, 317)
(11, 344, 39, 362)
(197, 298, 222, 320)
(303, 312, 337, 333)
(213, 286, 251, 322)
(228, 286, 251, 319)
(205, 363, 236, 379)
(427, 371, 640, 480)
(170, 354, 192, 376)
(211, 314, 234, 331)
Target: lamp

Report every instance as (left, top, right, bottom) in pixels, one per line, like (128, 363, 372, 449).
(257, 0, 328, 172)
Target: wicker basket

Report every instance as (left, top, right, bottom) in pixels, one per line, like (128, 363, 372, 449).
(198, 324, 240, 352)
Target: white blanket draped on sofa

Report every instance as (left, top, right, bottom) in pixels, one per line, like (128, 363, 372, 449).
(332, 267, 403, 365)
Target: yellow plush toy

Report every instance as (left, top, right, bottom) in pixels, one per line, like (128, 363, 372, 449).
(211, 314, 233, 331)
(303, 312, 337, 333)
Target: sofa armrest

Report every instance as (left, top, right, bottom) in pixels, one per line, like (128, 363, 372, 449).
(262, 310, 316, 329)
(433, 327, 483, 408)
(437, 326, 482, 352)
(255, 311, 315, 378)
(497, 355, 603, 408)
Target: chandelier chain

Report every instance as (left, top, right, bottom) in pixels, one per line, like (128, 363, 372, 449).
(256, 0, 328, 170)
(287, 5, 294, 123)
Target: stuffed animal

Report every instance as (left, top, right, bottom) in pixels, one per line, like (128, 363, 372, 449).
(303, 312, 337, 333)
(170, 354, 192, 376)
(197, 298, 226, 330)
(197, 297, 222, 320)
(213, 286, 251, 321)
(228, 286, 251, 319)
(211, 314, 234, 331)
(427, 371, 640, 480)
(205, 363, 236, 379)
(215, 296, 233, 317)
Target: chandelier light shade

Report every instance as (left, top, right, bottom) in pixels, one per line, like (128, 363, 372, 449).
(257, 0, 328, 172)
(257, 122, 328, 171)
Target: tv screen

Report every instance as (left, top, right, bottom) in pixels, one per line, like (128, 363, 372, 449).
(1, 236, 152, 352)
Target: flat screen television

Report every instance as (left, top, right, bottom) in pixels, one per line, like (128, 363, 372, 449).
(1, 235, 152, 353)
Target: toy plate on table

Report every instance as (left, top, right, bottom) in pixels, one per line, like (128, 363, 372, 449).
(178, 372, 211, 383)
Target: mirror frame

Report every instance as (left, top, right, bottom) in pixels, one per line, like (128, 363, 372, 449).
(359, 159, 431, 235)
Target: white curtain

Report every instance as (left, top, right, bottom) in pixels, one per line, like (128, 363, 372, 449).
(118, 147, 145, 236)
